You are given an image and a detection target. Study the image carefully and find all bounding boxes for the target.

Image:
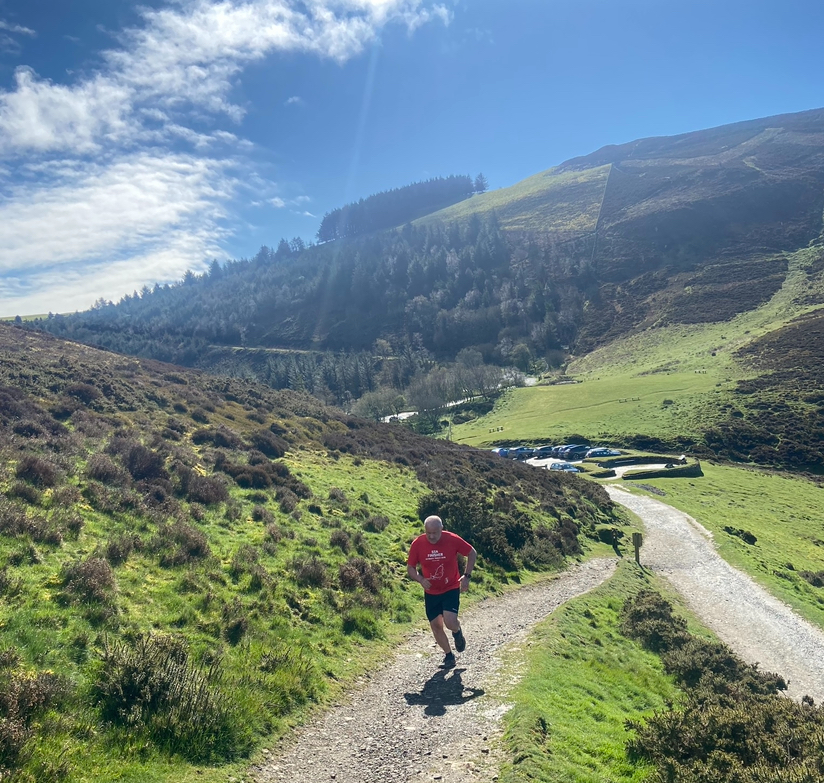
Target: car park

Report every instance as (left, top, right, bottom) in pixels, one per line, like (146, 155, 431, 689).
(509, 446, 535, 460)
(585, 447, 622, 458)
(549, 462, 581, 472)
(559, 444, 590, 460)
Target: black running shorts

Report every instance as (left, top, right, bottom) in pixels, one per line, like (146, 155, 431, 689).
(424, 588, 461, 622)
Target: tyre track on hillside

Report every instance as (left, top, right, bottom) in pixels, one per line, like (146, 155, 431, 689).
(250, 558, 616, 783)
(606, 485, 824, 702)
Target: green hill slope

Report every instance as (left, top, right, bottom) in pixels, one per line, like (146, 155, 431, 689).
(0, 324, 620, 782)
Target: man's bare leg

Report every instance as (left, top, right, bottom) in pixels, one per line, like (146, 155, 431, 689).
(429, 615, 452, 653)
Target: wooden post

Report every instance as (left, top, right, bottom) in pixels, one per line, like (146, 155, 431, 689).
(632, 532, 643, 565)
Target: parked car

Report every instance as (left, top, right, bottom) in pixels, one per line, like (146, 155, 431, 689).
(549, 462, 581, 472)
(509, 446, 535, 460)
(559, 445, 590, 460)
(491, 447, 510, 458)
(585, 447, 622, 458)
(550, 444, 569, 457)
(532, 445, 555, 458)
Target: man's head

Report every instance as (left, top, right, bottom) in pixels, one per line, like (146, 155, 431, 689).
(424, 515, 443, 544)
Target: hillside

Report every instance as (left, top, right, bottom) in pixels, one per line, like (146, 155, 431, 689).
(31, 108, 824, 365)
(26, 108, 824, 470)
(0, 323, 619, 782)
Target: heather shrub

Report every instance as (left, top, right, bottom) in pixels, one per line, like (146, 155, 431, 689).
(186, 474, 228, 505)
(153, 521, 210, 567)
(221, 599, 249, 645)
(229, 544, 259, 581)
(329, 529, 351, 553)
(276, 487, 299, 514)
(337, 557, 381, 593)
(248, 429, 287, 458)
(362, 514, 389, 533)
(7, 481, 40, 505)
(0, 658, 70, 776)
(15, 456, 59, 487)
(251, 505, 275, 525)
(60, 557, 116, 604)
(94, 634, 251, 762)
(124, 444, 168, 482)
(85, 453, 128, 485)
(328, 487, 347, 504)
(104, 533, 141, 566)
(64, 382, 102, 404)
(292, 556, 329, 588)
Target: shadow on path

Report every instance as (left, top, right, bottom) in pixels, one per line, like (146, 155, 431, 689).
(403, 668, 485, 717)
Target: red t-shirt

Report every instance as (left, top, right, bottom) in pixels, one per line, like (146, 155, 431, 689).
(407, 530, 473, 595)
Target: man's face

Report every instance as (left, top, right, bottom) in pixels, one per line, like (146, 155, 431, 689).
(425, 524, 442, 544)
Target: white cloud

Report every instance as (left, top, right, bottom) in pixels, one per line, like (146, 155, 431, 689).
(285, 95, 304, 105)
(0, 0, 449, 314)
(0, 21, 35, 36)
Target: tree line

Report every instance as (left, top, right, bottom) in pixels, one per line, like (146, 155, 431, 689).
(316, 174, 487, 242)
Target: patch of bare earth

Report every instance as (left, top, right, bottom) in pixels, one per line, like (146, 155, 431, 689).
(250, 558, 616, 783)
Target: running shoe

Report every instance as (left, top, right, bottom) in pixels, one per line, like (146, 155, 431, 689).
(453, 629, 466, 653)
(441, 652, 456, 669)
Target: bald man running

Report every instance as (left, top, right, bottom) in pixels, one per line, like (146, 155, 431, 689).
(407, 515, 477, 668)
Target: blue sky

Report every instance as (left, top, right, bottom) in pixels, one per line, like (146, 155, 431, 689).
(0, 0, 822, 316)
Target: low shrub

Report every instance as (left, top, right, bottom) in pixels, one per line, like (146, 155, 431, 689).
(15, 456, 59, 487)
(152, 521, 211, 567)
(723, 526, 758, 545)
(363, 514, 389, 533)
(0, 659, 70, 777)
(247, 429, 287, 458)
(7, 481, 40, 505)
(292, 556, 328, 588)
(86, 453, 128, 485)
(620, 588, 690, 653)
(338, 557, 381, 593)
(60, 557, 116, 604)
(186, 475, 228, 505)
(64, 382, 102, 404)
(251, 505, 275, 525)
(94, 634, 251, 762)
(329, 529, 351, 553)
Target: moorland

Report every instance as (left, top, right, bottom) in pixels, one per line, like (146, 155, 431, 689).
(4, 106, 824, 782)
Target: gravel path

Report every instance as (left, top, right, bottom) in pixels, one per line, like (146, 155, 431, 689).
(605, 485, 824, 702)
(250, 558, 617, 783)
(249, 487, 824, 782)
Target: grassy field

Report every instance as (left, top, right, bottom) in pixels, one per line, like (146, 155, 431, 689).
(496, 562, 697, 783)
(616, 463, 824, 631)
(454, 371, 726, 448)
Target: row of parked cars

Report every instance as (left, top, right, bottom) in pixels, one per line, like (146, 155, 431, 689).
(491, 445, 622, 461)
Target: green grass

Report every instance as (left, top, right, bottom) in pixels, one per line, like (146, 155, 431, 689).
(620, 462, 824, 631)
(417, 165, 610, 233)
(496, 562, 686, 783)
(454, 371, 725, 448)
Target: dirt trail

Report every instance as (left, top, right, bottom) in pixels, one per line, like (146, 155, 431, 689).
(250, 558, 616, 783)
(605, 485, 824, 702)
(251, 488, 824, 782)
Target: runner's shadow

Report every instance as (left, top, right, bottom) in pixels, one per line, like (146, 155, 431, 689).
(403, 668, 484, 717)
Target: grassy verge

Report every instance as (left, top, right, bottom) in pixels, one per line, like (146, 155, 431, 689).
(619, 462, 824, 630)
(496, 562, 688, 783)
